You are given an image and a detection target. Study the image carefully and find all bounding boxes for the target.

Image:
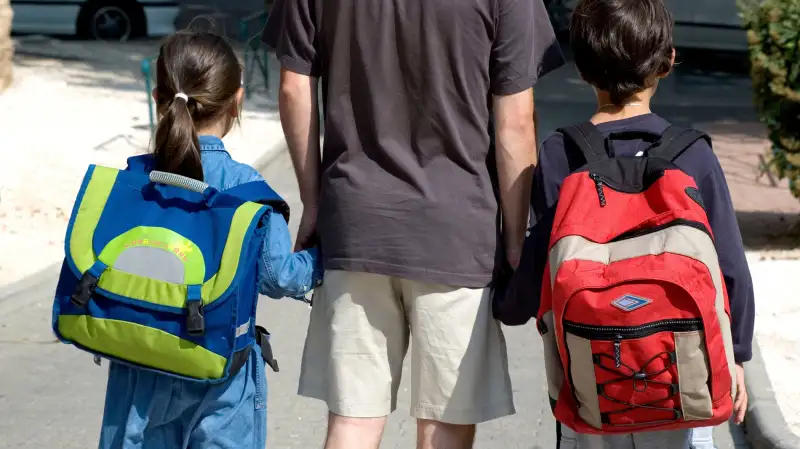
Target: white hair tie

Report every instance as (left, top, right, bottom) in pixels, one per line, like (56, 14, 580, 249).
(174, 92, 189, 102)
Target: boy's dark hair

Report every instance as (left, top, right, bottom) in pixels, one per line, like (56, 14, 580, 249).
(154, 31, 242, 181)
(570, 0, 674, 105)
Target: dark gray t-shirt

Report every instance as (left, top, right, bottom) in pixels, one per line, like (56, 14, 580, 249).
(264, 0, 564, 287)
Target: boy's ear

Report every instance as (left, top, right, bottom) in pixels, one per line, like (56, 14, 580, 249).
(230, 87, 244, 118)
(660, 48, 677, 79)
(152, 88, 158, 103)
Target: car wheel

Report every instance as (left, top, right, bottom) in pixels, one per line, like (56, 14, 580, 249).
(78, 1, 145, 41)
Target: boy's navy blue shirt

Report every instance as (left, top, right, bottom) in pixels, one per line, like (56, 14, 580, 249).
(505, 113, 755, 363)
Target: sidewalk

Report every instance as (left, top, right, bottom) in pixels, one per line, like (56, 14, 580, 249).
(0, 37, 284, 287)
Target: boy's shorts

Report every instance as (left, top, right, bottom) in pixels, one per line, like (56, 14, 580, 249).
(99, 346, 267, 449)
(297, 270, 516, 424)
(558, 423, 692, 449)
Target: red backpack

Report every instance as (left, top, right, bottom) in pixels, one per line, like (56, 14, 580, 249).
(538, 123, 737, 434)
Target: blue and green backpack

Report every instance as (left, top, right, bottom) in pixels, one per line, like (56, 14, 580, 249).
(52, 164, 287, 382)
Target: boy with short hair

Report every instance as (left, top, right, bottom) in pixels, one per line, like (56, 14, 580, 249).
(494, 0, 755, 447)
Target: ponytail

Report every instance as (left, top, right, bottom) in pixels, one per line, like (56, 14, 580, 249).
(152, 31, 243, 181)
(153, 95, 203, 181)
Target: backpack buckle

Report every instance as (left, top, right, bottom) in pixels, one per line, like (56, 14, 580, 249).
(185, 285, 204, 337)
(71, 261, 108, 308)
(256, 326, 279, 372)
(71, 272, 98, 308)
(186, 300, 205, 337)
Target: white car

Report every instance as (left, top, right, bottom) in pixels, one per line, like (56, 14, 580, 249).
(11, 0, 179, 41)
(547, 0, 747, 52)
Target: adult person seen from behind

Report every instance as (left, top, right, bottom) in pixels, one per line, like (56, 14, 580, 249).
(264, 1, 564, 448)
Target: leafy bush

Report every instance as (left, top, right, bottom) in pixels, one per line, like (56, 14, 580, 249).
(741, 0, 800, 199)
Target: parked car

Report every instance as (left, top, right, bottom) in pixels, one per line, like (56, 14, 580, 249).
(546, 0, 748, 52)
(11, 0, 178, 41)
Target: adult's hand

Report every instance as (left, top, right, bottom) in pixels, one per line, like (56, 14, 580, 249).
(294, 204, 318, 251)
(733, 362, 748, 425)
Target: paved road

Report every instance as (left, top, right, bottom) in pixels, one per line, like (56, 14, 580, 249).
(0, 47, 756, 448)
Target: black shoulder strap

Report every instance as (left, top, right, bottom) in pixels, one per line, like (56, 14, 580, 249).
(559, 122, 610, 164)
(648, 126, 711, 162)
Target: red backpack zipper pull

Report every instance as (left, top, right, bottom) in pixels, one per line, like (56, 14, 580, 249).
(589, 173, 607, 207)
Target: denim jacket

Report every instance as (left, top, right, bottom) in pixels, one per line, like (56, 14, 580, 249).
(127, 135, 322, 300)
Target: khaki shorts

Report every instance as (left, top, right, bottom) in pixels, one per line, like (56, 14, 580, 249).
(298, 270, 515, 425)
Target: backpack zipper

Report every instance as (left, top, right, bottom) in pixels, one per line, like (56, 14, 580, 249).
(564, 318, 703, 368)
(611, 219, 712, 242)
(564, 318, 703, 339)
(589, 173, 607, 207)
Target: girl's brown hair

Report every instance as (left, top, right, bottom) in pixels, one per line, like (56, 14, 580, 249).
(154, 31, 242, 181)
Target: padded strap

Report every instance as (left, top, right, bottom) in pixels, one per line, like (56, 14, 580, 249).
(223, 181, 291, 223)
(559, 122, 610, 164)
(647, 126, 711, 162)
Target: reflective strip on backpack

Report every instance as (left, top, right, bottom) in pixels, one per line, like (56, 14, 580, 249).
(70, 166, 119, 274)
(201, 201, 265, 303)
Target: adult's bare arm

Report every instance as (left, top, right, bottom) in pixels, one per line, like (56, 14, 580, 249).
(279, 67, 320, 249)
(494, 88, 537, 269)
(279, 68, 320, 207)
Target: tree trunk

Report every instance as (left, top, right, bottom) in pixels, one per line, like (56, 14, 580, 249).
(0, 0, 12, 92)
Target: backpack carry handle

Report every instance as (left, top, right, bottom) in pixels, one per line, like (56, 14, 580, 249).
(150, 171, 210, 193)
(148, 171, 220, 207)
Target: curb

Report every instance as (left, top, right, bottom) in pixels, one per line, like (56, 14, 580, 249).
(745, 337, 800, 449)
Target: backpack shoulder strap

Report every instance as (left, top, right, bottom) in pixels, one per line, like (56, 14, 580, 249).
(558, 122, 610, 164)
(648, 126, 711, 162)
(224, 181, 291, 223)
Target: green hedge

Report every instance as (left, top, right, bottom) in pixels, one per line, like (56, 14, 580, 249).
(741, 0, 800, 199)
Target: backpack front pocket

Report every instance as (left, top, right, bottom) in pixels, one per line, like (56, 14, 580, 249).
(562, 318, 712, 429)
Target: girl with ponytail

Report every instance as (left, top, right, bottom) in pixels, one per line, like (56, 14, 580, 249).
(100, 30, 322, 449)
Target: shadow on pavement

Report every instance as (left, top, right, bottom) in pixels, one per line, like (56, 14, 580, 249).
(737, 211, 800, 251)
